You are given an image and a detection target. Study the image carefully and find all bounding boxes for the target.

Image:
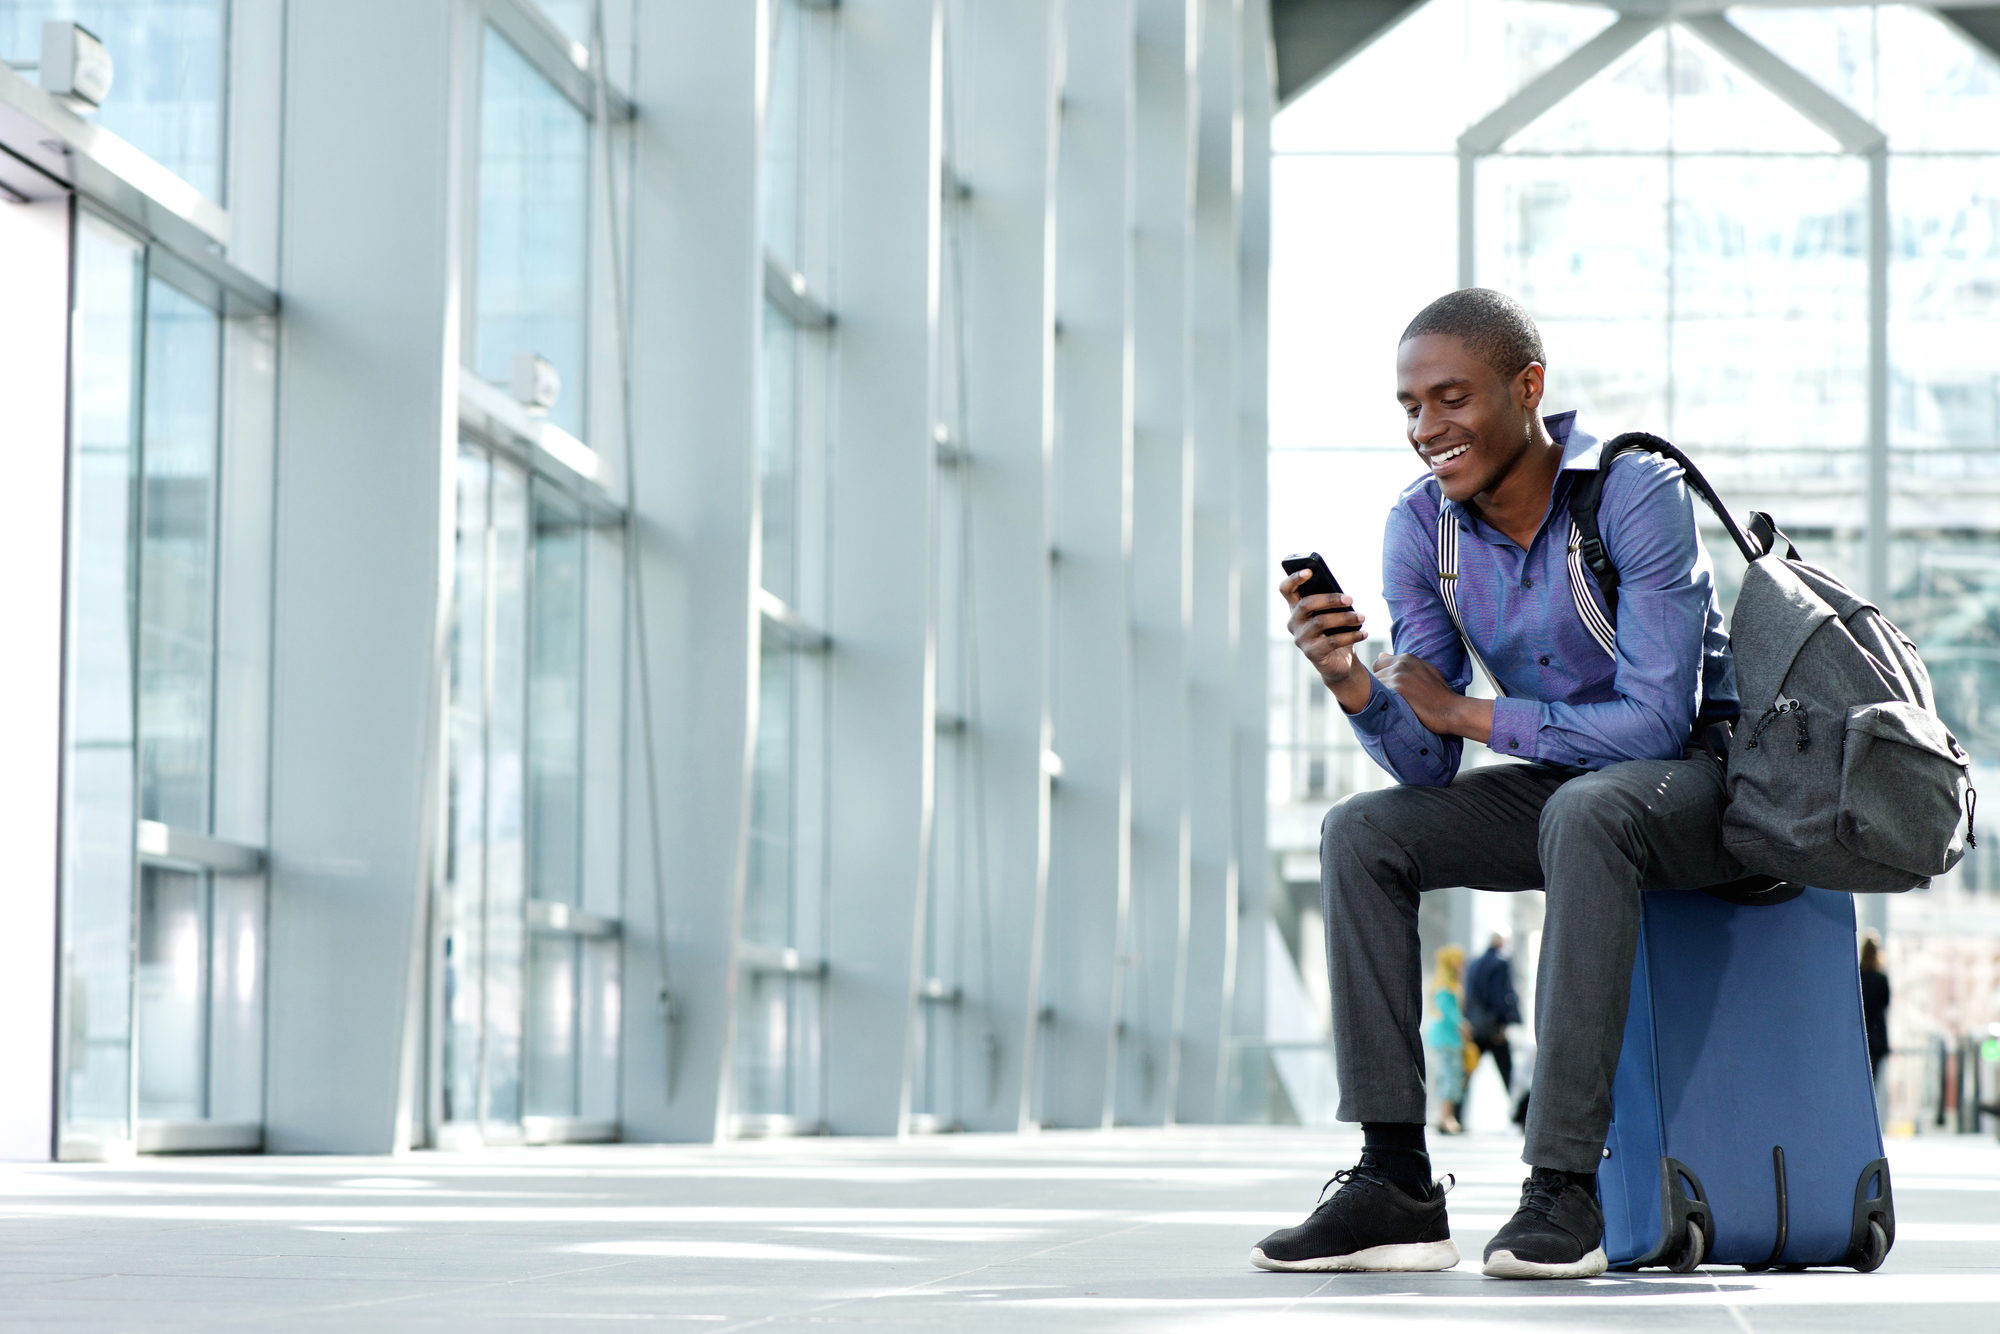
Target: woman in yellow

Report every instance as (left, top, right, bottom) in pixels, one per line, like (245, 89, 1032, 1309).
(1425, 944, 1468, 1134)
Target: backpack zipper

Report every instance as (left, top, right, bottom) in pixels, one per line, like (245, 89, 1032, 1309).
(1746, 696, 1802, 751)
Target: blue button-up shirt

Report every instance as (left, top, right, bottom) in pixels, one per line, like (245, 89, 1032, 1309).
(1347, 412, 1737, 787)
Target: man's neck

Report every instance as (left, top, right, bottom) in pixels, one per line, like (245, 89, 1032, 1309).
(1474, 416, 1564, 548)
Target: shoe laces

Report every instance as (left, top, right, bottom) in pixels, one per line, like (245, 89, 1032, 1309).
(1517, 1169, 1574, 1221)
(1316, 1165, 1392, 1206)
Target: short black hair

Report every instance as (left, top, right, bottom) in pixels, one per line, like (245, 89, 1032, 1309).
(1400, 288, 1546, 380)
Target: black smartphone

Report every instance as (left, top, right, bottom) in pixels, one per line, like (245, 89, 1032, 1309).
(1281, 552, 1344, 602)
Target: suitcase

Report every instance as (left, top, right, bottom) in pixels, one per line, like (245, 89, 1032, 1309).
(1598, 886, 1896, 1272)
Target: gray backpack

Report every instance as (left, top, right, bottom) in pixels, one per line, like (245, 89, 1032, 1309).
(1568, 435, 1976, 894)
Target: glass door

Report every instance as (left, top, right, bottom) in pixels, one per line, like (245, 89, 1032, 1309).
(57, 210, 267, 1160)
(435, 446, 619, 1146)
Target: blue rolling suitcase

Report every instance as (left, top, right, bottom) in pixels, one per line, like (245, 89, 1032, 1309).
(1599, 886, 1896, 1272)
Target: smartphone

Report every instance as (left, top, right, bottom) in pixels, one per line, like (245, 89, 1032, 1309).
(1281, 552, 1344, 602)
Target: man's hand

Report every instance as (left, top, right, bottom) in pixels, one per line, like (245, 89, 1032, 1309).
(1281, 572, 1373, 715)
(1373, 652, 1494, 743)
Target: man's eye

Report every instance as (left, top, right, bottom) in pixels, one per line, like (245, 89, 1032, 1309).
(1443, 396, 1468, 408)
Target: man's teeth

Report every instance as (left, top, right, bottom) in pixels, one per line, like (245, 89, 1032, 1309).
(1431, 444, 1469, 467)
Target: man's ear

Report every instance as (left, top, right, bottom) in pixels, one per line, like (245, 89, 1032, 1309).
(1516, 361, 1545, 413)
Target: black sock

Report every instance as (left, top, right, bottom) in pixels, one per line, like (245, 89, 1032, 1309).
(1532, 1163, 1597, 1181)
(1361, 1122, 1432, 1200)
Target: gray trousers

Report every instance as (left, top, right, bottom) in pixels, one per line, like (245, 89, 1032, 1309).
(1323, 755, 1740, 1173)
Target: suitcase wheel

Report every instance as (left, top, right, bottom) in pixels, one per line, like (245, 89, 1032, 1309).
(1667, 1220, 1706, 1273)
(1849, 1219, 1890, 1274)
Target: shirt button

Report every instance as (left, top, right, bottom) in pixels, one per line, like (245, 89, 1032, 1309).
(1508, 740, 1519, 750)
(1523, 577, 1535, 588)
(1420, 747, 1429, 756)
(1540, 656, 1550, 666)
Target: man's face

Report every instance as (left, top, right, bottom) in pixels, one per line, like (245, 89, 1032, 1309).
(1395, 334, 1542, 505)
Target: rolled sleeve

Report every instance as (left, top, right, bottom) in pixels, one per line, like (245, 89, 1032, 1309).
(1488, 695, 1544, 760)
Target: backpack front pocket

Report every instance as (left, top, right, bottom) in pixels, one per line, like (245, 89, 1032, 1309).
(1836, 701, 1972, 878)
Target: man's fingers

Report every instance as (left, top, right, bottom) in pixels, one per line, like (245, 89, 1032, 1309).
(1373, 652, 1395, 670)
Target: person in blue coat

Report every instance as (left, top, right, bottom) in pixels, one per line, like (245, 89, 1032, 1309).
(1464, 933, 1523, 1123)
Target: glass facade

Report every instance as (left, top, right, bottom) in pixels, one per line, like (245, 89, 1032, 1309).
(8, 0, 1270, 1161)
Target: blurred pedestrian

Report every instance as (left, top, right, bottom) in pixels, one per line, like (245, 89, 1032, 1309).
(1859, 931, 1890, 1122)
(1464, 932, 1523, 1124)
(1426, 945, 1468, 1135)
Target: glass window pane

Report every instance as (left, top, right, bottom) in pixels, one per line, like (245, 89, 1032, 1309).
(1673, 156, 1869, 452)
(484, 462, 531, 1126)
(760, 301, 799, 603)
(60, 214, 144, 1144)
(1668, 24, 1841, 154)
(745, 640, 796, 949)
(138, 276, 219, 832)
(136, 867, 206, 1121)
(578, 935, 620, 1120)
(442, 449, 490, 1127)
(1875, 4, 2000, 153)
(525, 933, 580, 1118)
(477, 25, 589, 440)
(206, 874, 264, 1123)
(763, 0, 803, 264)
(529, 484, 586, 907)
(0, 2, 226, 199)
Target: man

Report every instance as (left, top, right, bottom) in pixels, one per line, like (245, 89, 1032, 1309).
(1250, 289, 1738, 1280)
(1463, 932, 1523, 1123)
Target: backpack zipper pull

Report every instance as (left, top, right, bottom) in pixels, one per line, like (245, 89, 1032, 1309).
(1746, 696, 1798, 751)
(1969, 787, 1978, 850)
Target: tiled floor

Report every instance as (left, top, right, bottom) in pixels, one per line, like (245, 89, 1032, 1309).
(1, 1126, 1996, 1330)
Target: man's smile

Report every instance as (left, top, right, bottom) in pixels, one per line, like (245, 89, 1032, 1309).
(1426, 441, 1471, 471)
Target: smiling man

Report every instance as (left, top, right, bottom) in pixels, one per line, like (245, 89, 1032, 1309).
(1251, 289, 1739, 1280)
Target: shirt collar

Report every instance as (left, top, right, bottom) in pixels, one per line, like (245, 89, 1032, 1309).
(1551, 410, 1602, 472)
(1438, 411, 1599, 522)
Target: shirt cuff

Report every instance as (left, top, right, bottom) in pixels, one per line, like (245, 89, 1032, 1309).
(1489, 696, 1542, 760)
(1344, 674, 1396, 736)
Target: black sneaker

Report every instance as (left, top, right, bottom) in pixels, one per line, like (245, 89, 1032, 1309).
(1250, 1166, 1460, 1272)
(1481, 1167, 1608, 1279)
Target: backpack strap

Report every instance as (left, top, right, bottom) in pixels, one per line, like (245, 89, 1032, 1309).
(1435, 498, 1507, 698)
(1566, 431, 1758, 729)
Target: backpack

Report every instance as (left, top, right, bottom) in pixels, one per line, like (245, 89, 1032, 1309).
(1566, 433, 1976, 894)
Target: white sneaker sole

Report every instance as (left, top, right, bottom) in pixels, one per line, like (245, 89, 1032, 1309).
(1250, 1239, 1462, 1273)
(1481, 1245, 1609, 1280)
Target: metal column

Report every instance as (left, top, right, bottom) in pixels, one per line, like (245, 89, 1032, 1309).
(939, 0, 1062, 1133)
(619, 0, 765, 1143)
(820, 0, 947, 1136)
(1123, 0, 1200, 1128)
(1177, 0, 1244, 1124)
(1042, 0, 1138, 1130)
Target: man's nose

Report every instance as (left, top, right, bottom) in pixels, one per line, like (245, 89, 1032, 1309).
(1411, 405, 1448, 446)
